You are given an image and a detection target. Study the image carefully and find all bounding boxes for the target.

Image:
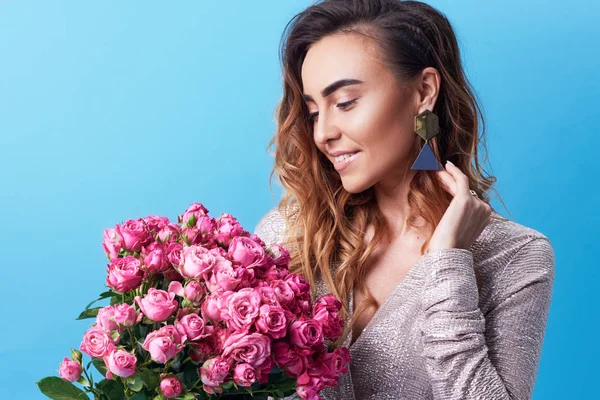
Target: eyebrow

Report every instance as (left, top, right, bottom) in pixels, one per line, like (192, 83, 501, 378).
(302, 78, 365, 102)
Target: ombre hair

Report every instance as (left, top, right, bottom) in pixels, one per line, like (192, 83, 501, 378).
(265, 0, 510, 345)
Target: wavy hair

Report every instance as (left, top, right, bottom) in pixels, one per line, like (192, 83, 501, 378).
(265, 0, 510, 346)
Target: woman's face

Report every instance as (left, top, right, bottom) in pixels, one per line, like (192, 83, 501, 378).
(301, 33, 436, 194)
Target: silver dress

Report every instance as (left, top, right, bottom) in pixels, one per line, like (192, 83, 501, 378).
(254, 207, 555, 400)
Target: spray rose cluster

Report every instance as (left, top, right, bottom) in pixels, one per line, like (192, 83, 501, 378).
(38, 202, 350, 400)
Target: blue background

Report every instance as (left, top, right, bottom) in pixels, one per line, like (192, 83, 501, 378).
(0, 1, 596, 398)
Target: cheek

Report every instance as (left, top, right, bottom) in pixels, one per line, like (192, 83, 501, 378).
(348, 98, 413, 152)
(350, 123, 413, 172)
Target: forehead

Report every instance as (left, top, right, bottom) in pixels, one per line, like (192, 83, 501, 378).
(301, 33, 390, 96)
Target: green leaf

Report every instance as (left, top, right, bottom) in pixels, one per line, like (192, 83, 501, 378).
(36, 376, 90, 400)
(91, 357, 107, 377)
(110, 295, 122, 306)
(81, 290, 118, 314)
(181, 361, 199, 389)
(76, 306, 102, 320)
(180, 394, 196, 400)
(221, 381, 234, 390)
(96, 379, 125, 400)
(140, 369, 160, 391)
(129, 393, 148, 400)
(126, 373, 144, 391)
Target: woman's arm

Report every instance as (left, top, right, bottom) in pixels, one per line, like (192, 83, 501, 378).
(420, 237, 555, 400)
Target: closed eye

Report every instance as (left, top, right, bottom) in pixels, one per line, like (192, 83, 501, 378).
(307, 99, 358, 122)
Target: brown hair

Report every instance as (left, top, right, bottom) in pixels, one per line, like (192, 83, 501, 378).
(265, 0, 510, 345)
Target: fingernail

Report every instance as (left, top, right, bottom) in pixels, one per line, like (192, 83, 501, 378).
(446, 160, 454, 166)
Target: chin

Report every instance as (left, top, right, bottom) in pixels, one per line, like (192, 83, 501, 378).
(341, 176, 372, 194)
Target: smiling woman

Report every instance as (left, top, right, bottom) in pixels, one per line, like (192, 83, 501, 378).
(254, 0, 555, 399)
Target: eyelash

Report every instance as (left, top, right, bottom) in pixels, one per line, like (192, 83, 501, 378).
(307, 99, 358, 122)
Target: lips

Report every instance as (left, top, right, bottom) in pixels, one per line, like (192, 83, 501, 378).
(333, 151, 361, 172)
(333, 152, 359, 163)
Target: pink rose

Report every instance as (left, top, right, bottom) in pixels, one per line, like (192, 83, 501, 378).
(188, 326, 217, 362)
(285, 274, 311, 297)
(314, 311, 344, 341)
(168, 281, 185, 300)
(134, 288, 178, 322)
(269, 243, 291, 267)
(215, 213, 244, 246)
(257, 286, 279, 306)
(206, 259, 240, 294)
(270, 280, 295, 306)
(255, 304, 292, 339)
(181, 202, 209, 227)
(142, 215, 170, 232)
(142, 242, 170, 273)
(233, 363, 257, 387)
(196, 215, 217, 235)
(228, 236, 270, 269)
(296, 373, 324, 400)
(313, 294, 341, 313)
(201, 292, 231, 323)
(289, 319, 324, 353)
(175, 313, 208, 341)
(160, 376, 183, 399)
(115, 219, 151, 252)
(178, 245, 216, 279)
(102, 228, 123, 260)
(312, 295, 344, 339)
(224, 288, 261, 332)
(256, 356, 274, 383)
(181, 226, 202, 245)
(105, 256, 144, 293)
(320, 347, 351, 385)
(59, 358, 82, 382)
(96, 305, 120, 332)
(104, 348, 136, 378)
(261, 265, 288, 281)
(158, 223, 181, 243)
(166, 242, 184, 266)
(273, 342, 305, 378)
(222, 332, 271, 367)
(142, 325, 185, 364)
(80, 326, 116, 358)
(200, 356, 231, 388)
(184, 280, 205, 304)
(248, 233, 265, 247)
(113, 303, 139, 327)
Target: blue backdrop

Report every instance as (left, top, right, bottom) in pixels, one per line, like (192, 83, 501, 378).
(0, 1, 596, 398)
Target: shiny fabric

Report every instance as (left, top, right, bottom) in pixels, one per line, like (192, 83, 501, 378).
(254, 207, 555, 400)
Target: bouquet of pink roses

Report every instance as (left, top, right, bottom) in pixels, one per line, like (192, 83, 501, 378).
(37, 202, 350, 400)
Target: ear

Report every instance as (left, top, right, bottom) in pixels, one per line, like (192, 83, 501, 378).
(415, 67, 441, 113)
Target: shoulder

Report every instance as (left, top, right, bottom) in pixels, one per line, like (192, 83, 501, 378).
(475, 211, 554, 263)
(253, 206, 291, 248)
(474, 212, 555, 297)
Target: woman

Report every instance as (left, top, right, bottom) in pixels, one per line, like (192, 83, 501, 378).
(255, 0, 555, 399)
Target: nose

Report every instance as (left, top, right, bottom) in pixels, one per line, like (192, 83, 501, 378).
(312, 112, 340, 146)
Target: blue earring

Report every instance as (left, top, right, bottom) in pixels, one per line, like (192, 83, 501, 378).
(410, 109, 443, 171)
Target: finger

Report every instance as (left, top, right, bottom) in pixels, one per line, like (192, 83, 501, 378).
(434, 170, 457, 196)
(445, 161, 470, 196)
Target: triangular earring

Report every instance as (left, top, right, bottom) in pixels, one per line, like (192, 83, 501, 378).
(410, 109, 443, 171)
(411, 142, 443, 170)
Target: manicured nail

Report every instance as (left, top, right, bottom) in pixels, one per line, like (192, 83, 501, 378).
(446, 160, 454, 166)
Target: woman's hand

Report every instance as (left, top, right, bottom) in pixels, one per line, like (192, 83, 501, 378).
(426, 161, 493, 253)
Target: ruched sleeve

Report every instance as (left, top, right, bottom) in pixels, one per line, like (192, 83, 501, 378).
(420, 237, 555, 400)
